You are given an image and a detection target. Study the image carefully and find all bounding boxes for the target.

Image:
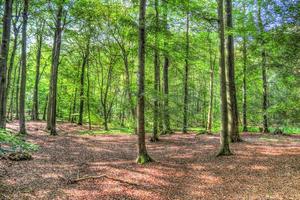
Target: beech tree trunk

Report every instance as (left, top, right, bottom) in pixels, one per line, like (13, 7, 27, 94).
(32, 22, 44, 121)
(162, 0, 172, 134)
(136, 0, 153, 164)
(78, 42, 90, 126)
(217, 0, 232, 156)
(225, 0, 241, 142)
(242, 4, 248, 132)
(47, 3, 64, 135)
(257, 0, 269, 133)
(0, 0, 13, 129)
(151, 0, 160, 142)
(19, 0, 29, 135)
(182, 5, 189, 134)
(206, 35, 216, 134)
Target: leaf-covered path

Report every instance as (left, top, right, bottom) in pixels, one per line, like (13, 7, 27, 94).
(1, 121, 300, 200)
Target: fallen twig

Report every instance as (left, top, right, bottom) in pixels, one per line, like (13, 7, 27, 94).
(67, 175, 107, 184)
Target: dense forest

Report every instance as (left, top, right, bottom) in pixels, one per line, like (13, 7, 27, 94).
(0, 0, 299, 199)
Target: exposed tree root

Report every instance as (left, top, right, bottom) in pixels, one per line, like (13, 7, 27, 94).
(136, 153, 154, 164)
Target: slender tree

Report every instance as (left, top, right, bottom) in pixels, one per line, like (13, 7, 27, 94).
(47, 3, 64, 135)
(32, 20, 45, 120)
(0, 0, 13, 129)
(257, 0, 269, 133)
(151, 0, 160, 142)
(78, 41, 90, 125)
(242, 2, 248, 132)
(162, 0, 172, 134)
(6, 2, 22, 119)
(19, 0, 29, 135)
(182, 2, 190, 134)
(206, 34, 216, 134)
(136, 0, 153, 164)
(217, 0, 232, 156)
(226, 0, 241, 142)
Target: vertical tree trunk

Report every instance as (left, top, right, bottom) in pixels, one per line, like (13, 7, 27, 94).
(217, 0, 232, 156)
(15, 59, 21, 120)
(19, 0, 29, 135)
(42, 94, 48, 121)
(6, 3, 21, 120)
(161, 0, 172, 134)
(226, 0, 241, 142)
(78, 42, 89, 126)
(32, 22, 44, 121)
(257, 0, 269, 133)
(0, 0, 13, 129)
(136, 0, 153, 164)
(242, 5, 248, 132)
(87, 60, 91, 130)
(47, 3, 63, 135)
(151, 0, 160, 142)
(8, 61, 18, 120)
(182, 4, 189, 134)
(206, 35, 215, 134)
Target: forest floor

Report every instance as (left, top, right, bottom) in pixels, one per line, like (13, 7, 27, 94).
(1, 121, 300, 200)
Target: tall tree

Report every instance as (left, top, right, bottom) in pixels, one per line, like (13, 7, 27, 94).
(136, 0, 153, 164)
(151, 0, 160, 142)
(0, 0, 13, 129)
(217, 0, 232, 156)
(162, 0, 172, 134)
(6, 2, 22, 119)
(19, 0, 29, 135)
(47, 2, 64, 135)
(78, 40, 90, 125)
(242, 2, 248, 132)
(182, 2, 190, 134)
(225, 0, 241, 142)
(206, 34, 216, 134)
(32, 20, 45, 120)
(257, 0, 269, 133)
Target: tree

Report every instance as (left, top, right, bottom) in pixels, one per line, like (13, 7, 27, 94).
(78, 40, 90, 125)
(47, 2, 64, 135)
(151, 0, 160, 142)
(206, 34, 216, 134)
(182, 1, 190, 134)
(19, 0, 29, 135)
(242, 2, 248, 132)
(161, 0, 172, 135)
(225, 0, 241, 142)
(136, 0, 153, 164)
(0, 0, 13, 129)
(257, 0, 269, 133)
(32, 20, 45, 121)
(217, 0, 232, 156)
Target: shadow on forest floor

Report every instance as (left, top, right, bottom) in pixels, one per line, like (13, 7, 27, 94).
(1, 121, 300, 200)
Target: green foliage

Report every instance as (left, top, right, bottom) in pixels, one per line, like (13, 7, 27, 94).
(0, 129, 39, 152)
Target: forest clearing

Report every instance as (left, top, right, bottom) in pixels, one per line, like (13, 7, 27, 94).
(1, 121, 300, 200)
(0, 0, 299, 199)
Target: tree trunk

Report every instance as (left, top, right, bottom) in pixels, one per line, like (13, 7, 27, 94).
(206, 35, 216, 134)
(78, 42, 89, 125)
(136, 0, 153, 164)
(242, 9, 248, 132)
(161, 0, 172, 135)
(87, 60, 91, 130)
(226, 0, 241, 142)
(15, 59, 21, 120)
(257, 0, 269, 133)
(47, 4, 63, 135)
(0, 0, 13, 129)
(151, 0, 160, 142)
(32, 23, 44, 121)
(182, 5, 189, 134)
(19, 0, 29, 135)
(217, 0, 232, 156)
